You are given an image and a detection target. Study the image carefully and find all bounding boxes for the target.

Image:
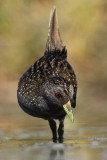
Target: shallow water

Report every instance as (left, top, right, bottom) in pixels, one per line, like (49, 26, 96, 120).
(0, 104, 107, 160)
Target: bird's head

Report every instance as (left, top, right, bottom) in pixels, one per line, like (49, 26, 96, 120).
(41, 77, 74, 110)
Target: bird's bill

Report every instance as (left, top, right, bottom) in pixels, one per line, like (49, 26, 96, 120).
(63, 100, 74, 122)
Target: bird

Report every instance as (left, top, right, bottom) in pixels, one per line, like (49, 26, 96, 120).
(17, 7, 77, 143)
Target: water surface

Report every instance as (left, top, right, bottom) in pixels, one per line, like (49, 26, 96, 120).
(0, 105, 107, 160)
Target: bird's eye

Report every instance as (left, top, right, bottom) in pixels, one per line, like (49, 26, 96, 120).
(55, 93, 62, 98)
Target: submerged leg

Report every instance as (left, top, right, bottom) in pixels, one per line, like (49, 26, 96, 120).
(58, 119, 64, 143)
(48, 119, 57, 143)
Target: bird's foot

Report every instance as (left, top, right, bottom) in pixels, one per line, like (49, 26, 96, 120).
(51, 137, 65, 143)
(58, 137, 65, 143)
(51, 138, 57, 143)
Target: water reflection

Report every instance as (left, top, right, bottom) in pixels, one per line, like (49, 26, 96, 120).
(0, 134, 107, 160)
(0, 105, 107, 160)
(49, 147, 65, 160)
(49, 149, 57, 160)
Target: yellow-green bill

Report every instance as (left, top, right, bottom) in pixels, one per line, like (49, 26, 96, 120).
(63, 103, 74, 122)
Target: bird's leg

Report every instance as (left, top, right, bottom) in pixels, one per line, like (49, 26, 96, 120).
(58, 119, 64, 143)
(48, 119, 57, 143)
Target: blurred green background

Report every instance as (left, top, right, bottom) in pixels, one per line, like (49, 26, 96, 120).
(0, 0, 107, 129)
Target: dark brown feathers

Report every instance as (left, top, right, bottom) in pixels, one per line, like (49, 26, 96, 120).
(17, 7, 78, 143)
(17, 6, 77, 119)
(46, 7, 64, 52)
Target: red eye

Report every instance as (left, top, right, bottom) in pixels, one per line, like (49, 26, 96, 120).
(55, 93, 62, 98)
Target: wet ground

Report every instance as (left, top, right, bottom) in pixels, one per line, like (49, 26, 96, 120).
(0, 104, 107, 160)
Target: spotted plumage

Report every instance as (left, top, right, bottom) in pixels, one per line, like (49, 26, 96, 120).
(17, 7, 77, 143)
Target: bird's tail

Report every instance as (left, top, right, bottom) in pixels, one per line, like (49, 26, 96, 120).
(45, 7, 64, 53)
